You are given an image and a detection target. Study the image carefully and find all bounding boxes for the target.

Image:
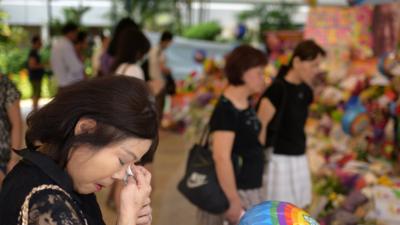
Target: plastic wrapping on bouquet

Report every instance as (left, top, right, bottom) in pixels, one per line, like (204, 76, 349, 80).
(342, 96, 369, 136)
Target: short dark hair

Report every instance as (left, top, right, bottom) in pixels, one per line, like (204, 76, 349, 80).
(111, 28, 151, 72)
(160, 31, 173, 42)
(75, 31, 88, 44)
(62, 22, 79, 35)
(107, 17, 140, 56)
(224, 45, 267, 86)
(25, 76, 159, 167)
(31, 35, 41, 44)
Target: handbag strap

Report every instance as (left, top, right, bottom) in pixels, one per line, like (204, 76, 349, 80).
(18, 184, 88, 225)
(199, 124, 210, 148)
(199, 97, 241, 148)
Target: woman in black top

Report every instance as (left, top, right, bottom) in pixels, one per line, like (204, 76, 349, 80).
(27, 35, 45, 112)
(0, 76, 158, 225)
(257, 40, 326, 208)
(197, 45, 267, 225)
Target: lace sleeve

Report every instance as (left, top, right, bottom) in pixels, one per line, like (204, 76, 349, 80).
(25, 188, 85, 225)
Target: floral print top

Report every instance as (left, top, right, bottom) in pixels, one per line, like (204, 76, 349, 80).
(0, 75, 20, 171)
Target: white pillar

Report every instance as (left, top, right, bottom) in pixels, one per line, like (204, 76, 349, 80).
(41, 24, 49, 44)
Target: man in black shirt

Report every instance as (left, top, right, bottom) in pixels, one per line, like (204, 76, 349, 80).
(27, 35, 45, 111)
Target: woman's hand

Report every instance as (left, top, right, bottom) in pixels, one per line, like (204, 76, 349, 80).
(224, 199, 243, 225)
(136, 198, 152, 225)
(118, 165, 152, 225)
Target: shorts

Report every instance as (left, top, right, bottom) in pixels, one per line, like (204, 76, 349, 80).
(30, 79, 42, 98)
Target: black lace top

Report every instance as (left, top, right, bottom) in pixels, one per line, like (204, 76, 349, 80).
(0, 149, 106, 225)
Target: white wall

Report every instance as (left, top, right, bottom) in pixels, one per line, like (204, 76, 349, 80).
(1, 0, 111, 26)
(0, 0, 348, 27)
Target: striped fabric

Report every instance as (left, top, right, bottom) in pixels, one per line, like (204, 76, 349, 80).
(263, 153, 312, 208)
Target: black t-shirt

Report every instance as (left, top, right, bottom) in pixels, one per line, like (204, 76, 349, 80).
(209, 95, 264, 190)
(261, 78, 313, 155)
(28, 49, 45, 80)
(0, 149, 105, 225)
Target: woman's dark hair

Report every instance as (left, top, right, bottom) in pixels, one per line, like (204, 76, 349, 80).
(277, 40, 326, 78)
(31, 35, 41, 45)
(224, 45, 267, 86)
(111, 28, 151, 72)
(160, 31, 174, 42)
(107, 17, 140, 56)
(25, 76, 159, 167)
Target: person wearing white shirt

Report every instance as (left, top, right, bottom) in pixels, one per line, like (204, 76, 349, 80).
(115, 63, 145, 80)
(92, 34, 110, 77)
(111, 28, 150, 79)
(110, 27, 163, 93)
(51, 23, 84, 91)
(148, 31, 174, 120)
(148, 31, 173, 85)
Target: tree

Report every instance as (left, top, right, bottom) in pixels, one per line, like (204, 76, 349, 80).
(0, 8, 29, 75)
(63, 6, 91, 25)
(238, 2, 299, 32)
(110, 0, 196, 34)
(49, 6, 91, 36)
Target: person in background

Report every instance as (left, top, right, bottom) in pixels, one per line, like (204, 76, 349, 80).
(257, 40, 326, 208)
(0, 76, 157, 225)
(74, 31, 89, 63)
(197, 45, 267, 225)
(111, 28, 150, 80)
(112, 27, 164, 99)
(100, 17, 140, 76)
(74, 31, 89, 79)
(148, 31, 174, 121)
(51, 22, 84, 92)
(0, 74, 23, 187)
(92, 33, 110, 77)
(27, 35, 46, 112)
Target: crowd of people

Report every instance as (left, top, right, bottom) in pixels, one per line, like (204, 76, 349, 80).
(0, 16, 326, 225)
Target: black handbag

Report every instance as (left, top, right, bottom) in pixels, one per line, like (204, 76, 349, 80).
(141, 58, 176, 95)
(164, 72, 176, 95)
(177, 126, 229, 214)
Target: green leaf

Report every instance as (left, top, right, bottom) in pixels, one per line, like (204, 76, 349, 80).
(183, 22, 221, 41)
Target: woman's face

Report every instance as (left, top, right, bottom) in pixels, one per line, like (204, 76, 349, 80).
(66, 137, 152, 194)
(295, 55, 324, 84)
(242, 65, 266, 94)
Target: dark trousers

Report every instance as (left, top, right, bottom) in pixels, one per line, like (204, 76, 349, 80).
(155, 88, 166, 124)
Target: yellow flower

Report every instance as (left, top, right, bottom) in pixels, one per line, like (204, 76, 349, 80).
(329, 192, 337, 201)
(378, 176, 394, 187)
